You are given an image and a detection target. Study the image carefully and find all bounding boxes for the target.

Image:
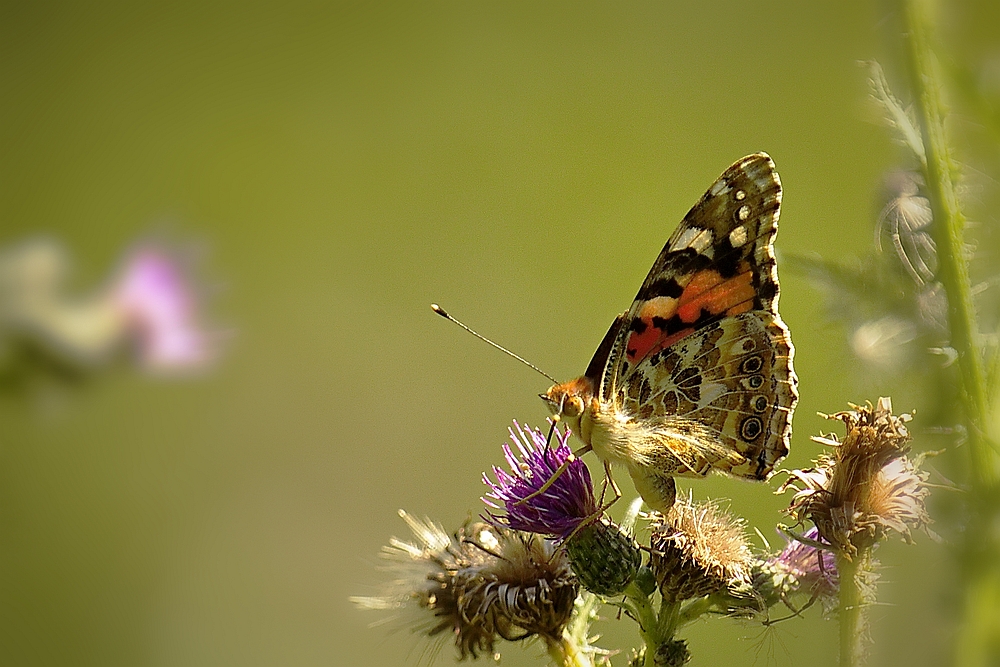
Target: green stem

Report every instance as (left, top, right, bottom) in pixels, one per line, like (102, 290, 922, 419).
(565, 592, 600, 652)
(560, 591, 601, 667)
(900, 0, 996, 485)
(545, 634, 593, 667)
(676, 596, 713, 627)
(899, 2, 1000, 665)
(624, 581, 674, 667)
(836, 550, 870, 667)
(953, 567, 1000, 667)
(988, 322, 999, 403)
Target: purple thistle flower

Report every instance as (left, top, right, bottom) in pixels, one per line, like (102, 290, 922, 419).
(769, 527, 839, 600)
(483, 421, 598, 540)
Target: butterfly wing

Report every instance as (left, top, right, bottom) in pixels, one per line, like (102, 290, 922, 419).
(598, 153, 797, 481)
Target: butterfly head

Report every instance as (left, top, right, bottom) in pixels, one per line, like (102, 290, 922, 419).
(540, 376, 596, 432)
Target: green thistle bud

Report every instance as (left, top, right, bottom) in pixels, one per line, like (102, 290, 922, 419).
(653, 639, 691, 666)
(564, 519, 642, 596)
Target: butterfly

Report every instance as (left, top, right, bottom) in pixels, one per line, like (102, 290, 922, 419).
(542, 153, 798, 513)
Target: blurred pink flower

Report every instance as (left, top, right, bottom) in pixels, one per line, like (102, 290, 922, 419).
(113, 246, 213, 371)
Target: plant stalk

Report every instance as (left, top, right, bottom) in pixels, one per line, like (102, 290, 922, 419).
(624, 581, 673, 667)
(836, 550, 870, 667)
(546, 634, 593, 667)
(899, 0, 996, 485)
(899, 3, 1000, 666)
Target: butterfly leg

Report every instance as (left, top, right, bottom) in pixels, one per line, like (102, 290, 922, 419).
(563, 469, 619, 542)
(515, 444, 593, 506)
(596, 458, 622, 511)
(561, 461, 623, 543)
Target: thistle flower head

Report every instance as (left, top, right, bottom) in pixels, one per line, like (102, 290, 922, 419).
(649, 496, 754, 603)
(752, 527, 839, 614)
(351, 511, 577, 661)
(483, 421, 597, 540)
(782, 397, 931, 558)
(483, 422, 643, 596)
(113, 245, 214, 371)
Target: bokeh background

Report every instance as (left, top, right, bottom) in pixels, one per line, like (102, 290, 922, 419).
(2, 2, 998, 666)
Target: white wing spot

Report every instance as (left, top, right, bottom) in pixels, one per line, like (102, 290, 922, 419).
(710, 180, 731, 197)
(735, 190, 746, 201)
(675, 227, 714, 252)
(729, 225, 748, 247)
(738, 205, 751, 221)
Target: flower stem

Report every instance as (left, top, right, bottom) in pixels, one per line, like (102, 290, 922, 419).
(546, 634, 593, 667)
(899, 2, 1000, 665)
(624, 581, 672, 667)
(558, 591, 602, 667)
(676, 596, 713, 627)
(836, 550, 870, 667)
(899, 0, 996, 485)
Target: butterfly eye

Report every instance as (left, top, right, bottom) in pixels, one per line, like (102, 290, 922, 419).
(563, 396, 585, 418)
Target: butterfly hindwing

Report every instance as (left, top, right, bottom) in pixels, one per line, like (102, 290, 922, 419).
(615, 311, 795, 480)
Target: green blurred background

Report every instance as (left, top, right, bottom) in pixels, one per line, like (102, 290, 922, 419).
(1, 2, 997, 666)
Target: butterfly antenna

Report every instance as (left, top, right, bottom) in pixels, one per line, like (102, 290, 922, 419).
(430, 304, 559, 384)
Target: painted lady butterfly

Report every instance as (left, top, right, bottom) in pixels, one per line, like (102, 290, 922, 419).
(543, 153, 798, 513)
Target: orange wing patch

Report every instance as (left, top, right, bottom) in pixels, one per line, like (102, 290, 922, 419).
(626, 297, 681, 363)
(677, 265, 754, 323)
(625, 262, 756, 365)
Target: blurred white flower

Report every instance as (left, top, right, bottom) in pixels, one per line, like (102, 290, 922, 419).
(0, 236, 218, 378)
(849, 315, 917, 370)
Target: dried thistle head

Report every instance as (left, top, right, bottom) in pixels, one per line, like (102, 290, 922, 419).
(649, 496, 754, 602)
(783, 397, 931, 559)
(351, 511, 578, 660)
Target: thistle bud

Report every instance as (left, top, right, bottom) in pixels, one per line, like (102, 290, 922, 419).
(564, 519, 642, 596)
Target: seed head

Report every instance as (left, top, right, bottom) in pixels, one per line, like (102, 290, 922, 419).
(351, 511, 578, 660)
(783, 397, 931, 559)
(649, 496, 754, 603)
